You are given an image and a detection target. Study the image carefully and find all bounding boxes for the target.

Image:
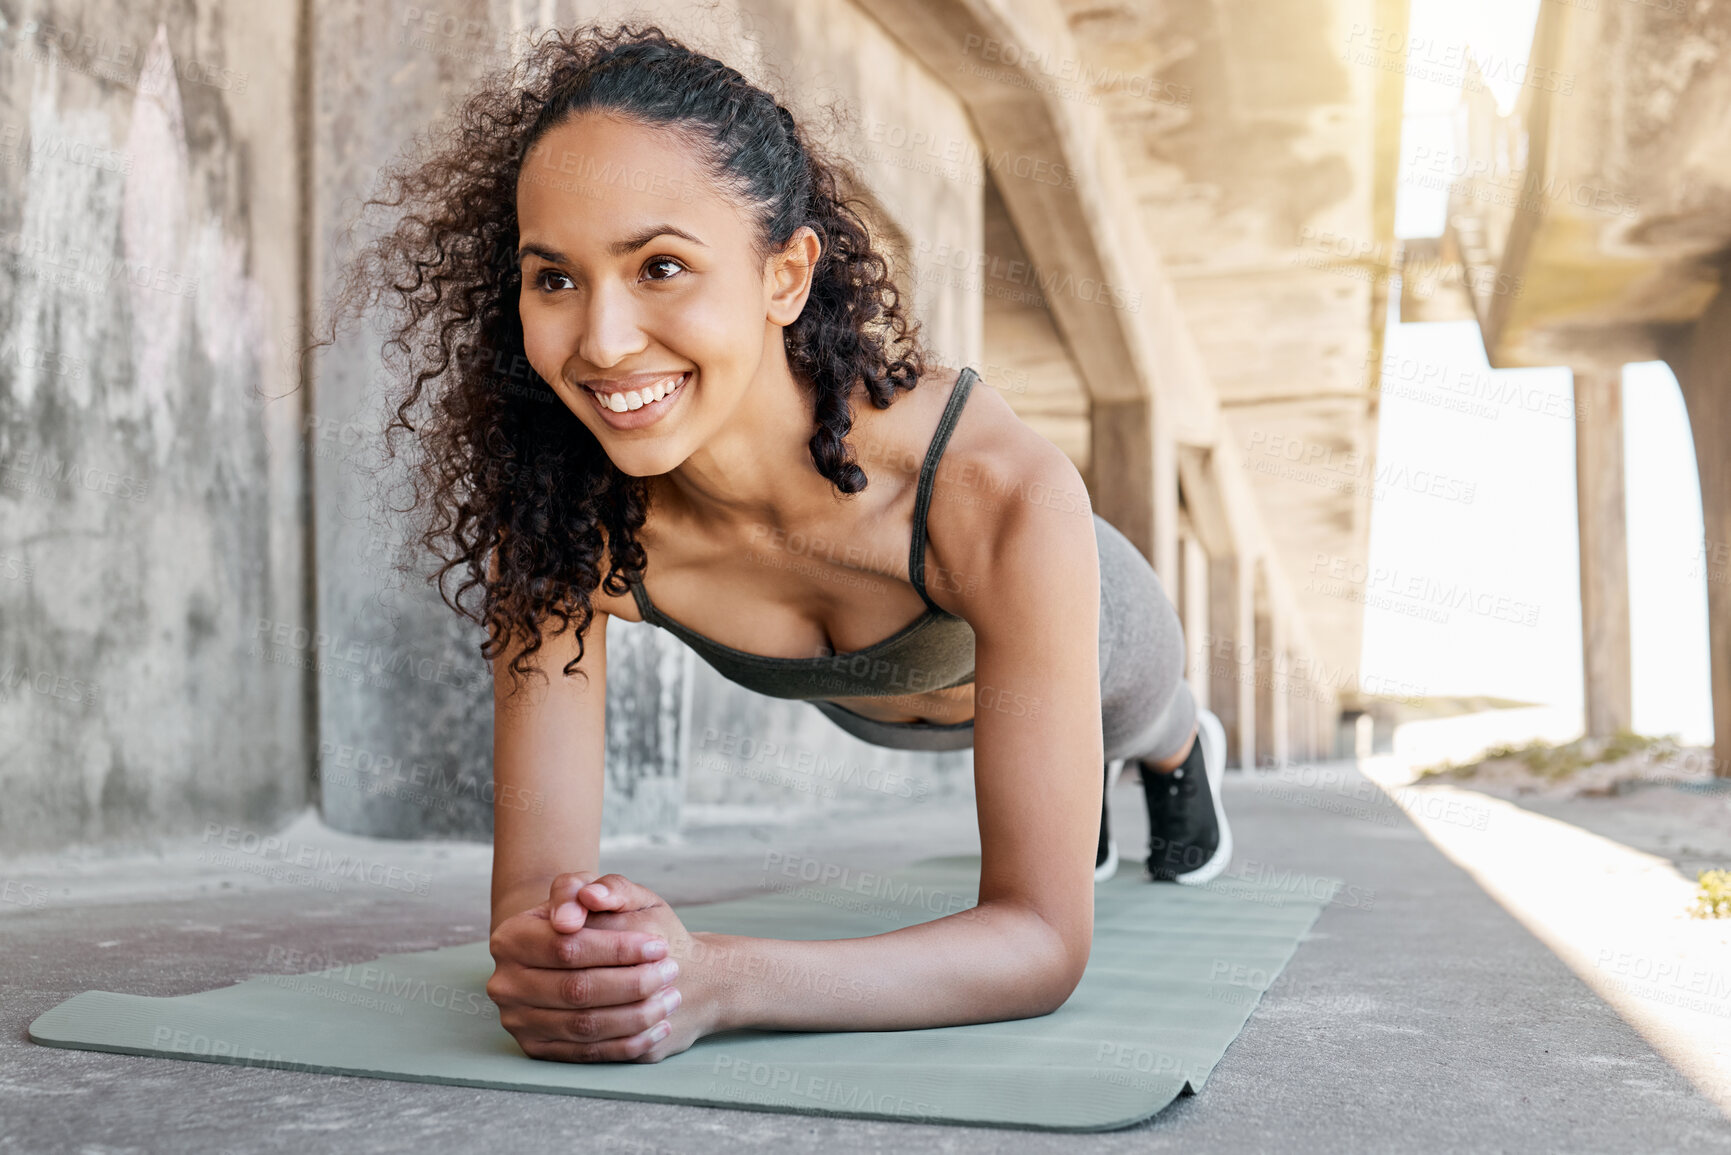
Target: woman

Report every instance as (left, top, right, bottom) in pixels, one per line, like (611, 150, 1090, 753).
(349, 24, 1231, 1065)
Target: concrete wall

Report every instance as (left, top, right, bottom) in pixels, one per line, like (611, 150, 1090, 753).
(0, 2, 311, 854)
(2, 0, 1374, 855)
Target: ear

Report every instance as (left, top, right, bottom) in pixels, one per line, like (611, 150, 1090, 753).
(765, 226, 821, 327)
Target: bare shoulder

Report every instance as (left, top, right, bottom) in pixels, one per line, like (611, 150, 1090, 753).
(909, 366, 1096, 615)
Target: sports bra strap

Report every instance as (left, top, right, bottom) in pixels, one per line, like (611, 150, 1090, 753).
(908, 367, 978, 612)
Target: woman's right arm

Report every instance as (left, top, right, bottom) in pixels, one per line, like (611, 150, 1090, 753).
(489, 601, 609, 931)
(487, 598, 684, 1060)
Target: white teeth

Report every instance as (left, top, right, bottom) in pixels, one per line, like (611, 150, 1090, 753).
(592, 372, 686, 415)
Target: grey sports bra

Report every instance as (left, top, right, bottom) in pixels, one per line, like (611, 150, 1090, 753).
(626, 368, 979, 702)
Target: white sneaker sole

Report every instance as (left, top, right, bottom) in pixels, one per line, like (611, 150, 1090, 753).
(1095, 838, 1119, 883)
(1096, 759, 1126, 883)
(1173, 710, 1233, 886)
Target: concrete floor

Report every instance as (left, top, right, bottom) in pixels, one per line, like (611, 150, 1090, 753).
(4, 763, 1730, 1154)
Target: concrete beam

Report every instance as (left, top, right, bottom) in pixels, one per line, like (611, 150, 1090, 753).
(1209, 552, 1256, 771)
(1444, 0, 1727, 369)
(864, 0, 1222, 578)
(1572, 366, 1633, 738)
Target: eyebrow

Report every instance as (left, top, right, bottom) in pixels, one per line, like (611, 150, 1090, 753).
(516, 225, 707, 265)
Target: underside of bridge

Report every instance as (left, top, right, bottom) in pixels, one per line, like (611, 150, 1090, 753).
(866, 0, 1409, 766)
(1418, 0, 1731, 773)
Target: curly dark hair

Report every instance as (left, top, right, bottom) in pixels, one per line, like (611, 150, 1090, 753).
(335, 22, 928, 691)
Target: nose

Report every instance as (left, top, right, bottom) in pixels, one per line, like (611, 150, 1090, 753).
(574, 277, 648, 371)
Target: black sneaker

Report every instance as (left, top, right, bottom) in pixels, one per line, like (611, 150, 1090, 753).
(1095, 759, 1125, 882)
(1142, 708, 1232, 884)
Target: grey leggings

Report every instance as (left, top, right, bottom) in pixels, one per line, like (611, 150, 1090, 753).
(809, 513, 1198, 763)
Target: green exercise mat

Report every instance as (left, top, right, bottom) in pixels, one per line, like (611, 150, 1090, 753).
(28, 855, 1335, 1132)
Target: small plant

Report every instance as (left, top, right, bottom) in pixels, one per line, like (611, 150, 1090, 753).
(1413, 731, 1684, 787)
(1415, 758, 1460, 781)
(1689, 870, 1731, 919)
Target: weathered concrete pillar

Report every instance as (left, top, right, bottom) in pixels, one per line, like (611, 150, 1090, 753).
(1665, 288, 1731, 776)
(1572, 366, 1633, 738)
(1209, 553, 1255, 769)
(1153, 417, 1180, 591)
(1253, 609, 1273, 769)
(1091, 396, 1176, 584)
(1253, 611, 1290, 769)
(1273, 642, 1292, 767)
(1180, 529, 1210, 711)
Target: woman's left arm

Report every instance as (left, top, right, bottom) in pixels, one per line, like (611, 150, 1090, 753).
(708, 438, 1103, 1031)
(568, 434, 1104, 1048)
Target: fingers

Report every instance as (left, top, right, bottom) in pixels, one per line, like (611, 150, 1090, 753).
(495, 921, 668, 970)
(546, 871, 602, 933)
(513, 1017, 674, 1063)
(491, 956, 680, 1012)
(575, 873, 664, 915)
(498, 971, 681, 1064)
(505, 985, 681, 1048)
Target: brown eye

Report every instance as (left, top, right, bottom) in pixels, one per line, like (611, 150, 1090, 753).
(534, 269, 573, 292)
(642, 257, 685, 281)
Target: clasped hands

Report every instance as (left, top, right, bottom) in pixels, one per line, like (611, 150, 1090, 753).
(487, 871, 720, 1062)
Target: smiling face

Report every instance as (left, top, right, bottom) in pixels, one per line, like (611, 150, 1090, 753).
(515, 111, 816, 477)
